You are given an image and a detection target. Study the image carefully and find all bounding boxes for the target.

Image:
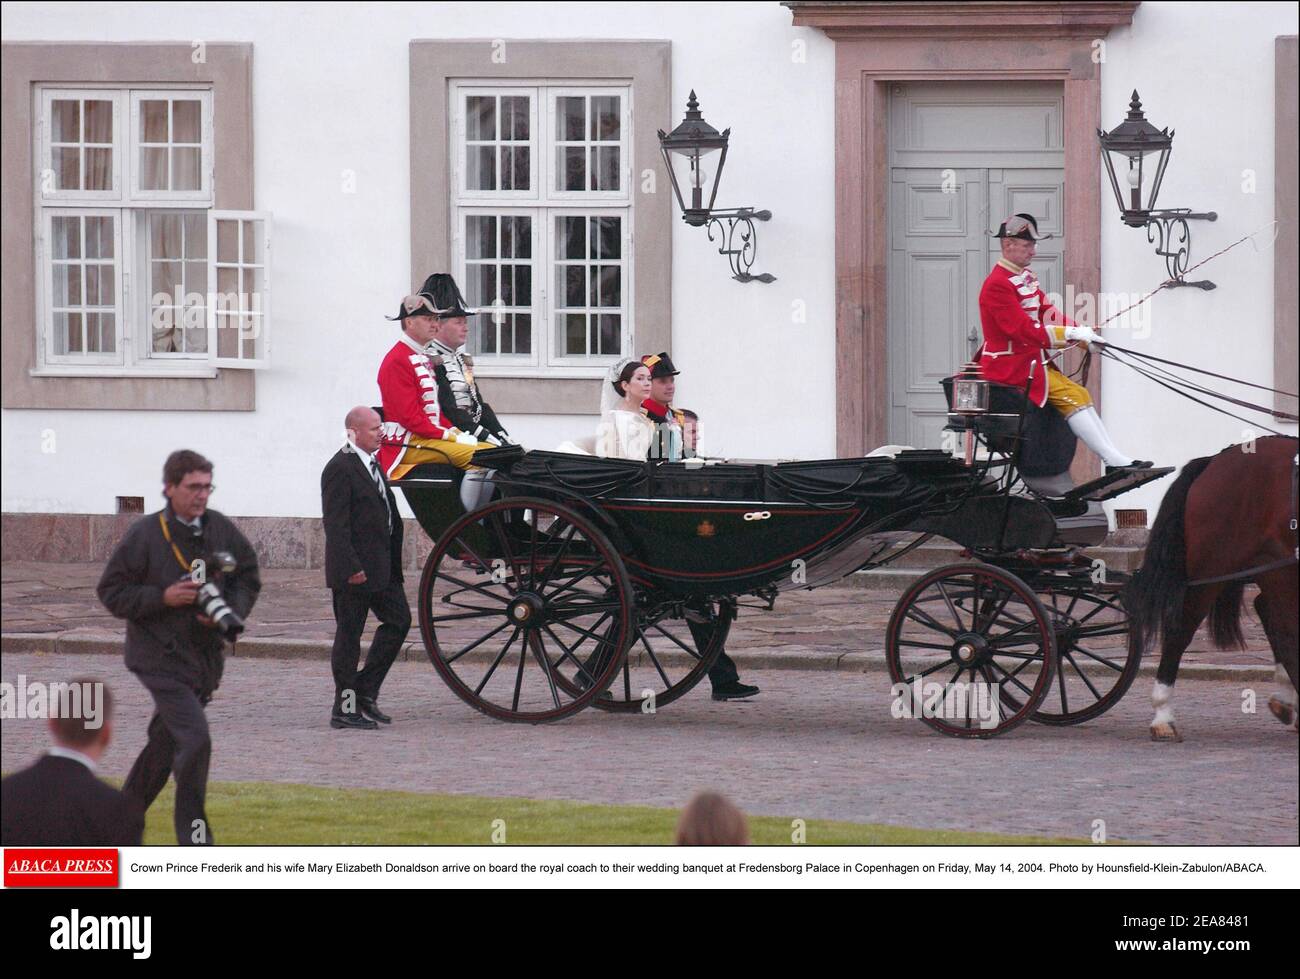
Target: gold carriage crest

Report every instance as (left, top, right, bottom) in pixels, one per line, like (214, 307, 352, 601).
(696, 519, 716, 538)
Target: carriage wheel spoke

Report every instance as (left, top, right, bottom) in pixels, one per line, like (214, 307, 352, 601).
(534, 521, 577, 590)
(905, 605, 959, 639)
(547, 562, 610, 603)
(445, 619, 513, 665)
(1056, 655, 1070, 714)
(650, 622, 707, 661)
(903, 658, 954, 685)
(452, 533, 501, 583)
(529, 632, 563, 711)
(1063, 649, 1105, 701)
(988, 659, 1036, 698)
(474, 626, 521, 696)
(897, 639, 953, 651)
(510, 626, 529, 712)
(1065, 643, 1125, 671)
(638, 628, 674, 688)
(435, 570, 512, 605)
(936, 582, 966, 631)
(542, 619, 606, 686)
(553, 614, 620, 648)
(988, 618, 1044, 647)
(429, 607, 511, 623)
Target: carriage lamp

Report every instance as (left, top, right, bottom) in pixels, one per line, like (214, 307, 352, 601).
(952, 362, 991, 415)
(658, 90, 775, 283)
(952, 362, 989, 467)
(1098, 91, 1218, 289)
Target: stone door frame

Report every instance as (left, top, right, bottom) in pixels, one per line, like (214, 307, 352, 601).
(789, 2, 1141, 469)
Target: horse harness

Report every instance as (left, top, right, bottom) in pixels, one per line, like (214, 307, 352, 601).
(1186, 450, 1300, 587)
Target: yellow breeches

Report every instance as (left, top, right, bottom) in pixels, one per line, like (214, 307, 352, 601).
(390, 436, 495, 481)
(1045, 369, 1093, 417)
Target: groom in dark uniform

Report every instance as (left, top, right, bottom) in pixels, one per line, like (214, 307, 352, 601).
(642, 352, 760, 702)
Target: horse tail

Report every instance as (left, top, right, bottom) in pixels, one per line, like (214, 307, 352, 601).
(1207, 580, 1247, 649)
(1125, 455, 1216, 653)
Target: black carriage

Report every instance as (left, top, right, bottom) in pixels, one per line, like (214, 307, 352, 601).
(395, 376, 1171, 738)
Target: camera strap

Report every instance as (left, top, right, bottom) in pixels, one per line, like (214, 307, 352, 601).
(158, 512, 194, 576)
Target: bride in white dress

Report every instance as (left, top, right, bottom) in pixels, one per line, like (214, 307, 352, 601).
(595, 358, 654, 460)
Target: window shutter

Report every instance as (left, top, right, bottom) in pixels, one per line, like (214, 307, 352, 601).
(207, 209, 271, 368)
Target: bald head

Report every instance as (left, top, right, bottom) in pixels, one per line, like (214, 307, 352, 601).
(345, 406, 383, 455)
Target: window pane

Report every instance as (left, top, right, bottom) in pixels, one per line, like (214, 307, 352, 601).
(242, 219, 262, 264)
(466, 215, 497, 260)
(217, 265, 239, 299)
(66, 313, 84, 353)
(172, 147, 201, 190)
(85, 313, 102, 353)
(598, 314, 620, 355)
(52, 100, 80, 143)
(502, 95, 529, 140)
(596, 146, 620, 191)
(558, 215, 585, 259)
(564, 313, 587, 355)
(499, 144, 528, 191)
(53, 313, 69, 355)
(186, 260, 207, 298)
(592, 96, 619, 141)
(598, 265, 620, 307)
(468, 145, 496, 191)
(467, 96, 496, 141)
(561, 265, 585, 307)
(467, 264, 495, 308)
(84, 99, 113, 143)
(217, 220, 239, 262)
(476, 317, 496, 354)
(515, 263, 531, 304)
(154, 261, 182, 301)
(513, 313, 531, 354)
(560, 146, 585, 191)
(53, 264, 79, 307)
(84, 148, 112, 190)
(98, 312, 117, 353)
(184, 213, 207, 257)
(172, 99, 201, 143)
(183, 308, 207, 353)
(141, 147, 168, 190)
(85, 216, 113, 259)
(595, 216, 621, 259)
(53, 146, 80, 190)
(141, 100, 169, 142)
(85, 264, 104, 305)
(52, 216, 81, 260)
(558, 96, 585, 141)
(151, 213, 183, 259)
(498, 313, 513, 354)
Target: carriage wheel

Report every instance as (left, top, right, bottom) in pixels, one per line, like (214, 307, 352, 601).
(577, 600, 732, 713)
(418, 497, 633, 723)
(886, 563, 1056, 738)
(1028, 584, 1139, 725)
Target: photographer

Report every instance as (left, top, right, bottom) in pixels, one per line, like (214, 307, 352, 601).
(96, 450, 261, 845)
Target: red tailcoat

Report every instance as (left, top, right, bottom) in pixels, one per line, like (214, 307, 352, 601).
(376, 337, 455, 476)
(976, 261, 1071, 407)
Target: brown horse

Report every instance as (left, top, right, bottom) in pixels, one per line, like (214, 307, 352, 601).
(1125, 435, 1298, 741)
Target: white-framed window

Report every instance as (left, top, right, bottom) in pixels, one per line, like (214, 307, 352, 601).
(451, 81, 632, 377)
(33, 85, 270, 375)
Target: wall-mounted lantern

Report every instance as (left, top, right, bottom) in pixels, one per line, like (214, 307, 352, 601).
(1098, 91, 1218, 289)
(658, 91, 775, 283)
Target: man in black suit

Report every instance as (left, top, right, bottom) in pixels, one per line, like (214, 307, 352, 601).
(1, 679, 144, 846)
(322, 406, 410, 729)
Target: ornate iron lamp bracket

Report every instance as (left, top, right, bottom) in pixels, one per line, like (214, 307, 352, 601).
(1144, 208, 1219, 290)
(702, 208, 776, 283)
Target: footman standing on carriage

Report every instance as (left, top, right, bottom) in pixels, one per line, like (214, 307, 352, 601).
(977, 213, 1153, 473)
(378, 276, 498, 513)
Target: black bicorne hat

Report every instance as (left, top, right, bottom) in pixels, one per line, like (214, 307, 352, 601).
(992, 213, 1053, 241)
(418, 273, 477, 319)
(386, 292, 439, 322)
(641, 352, 680, 378)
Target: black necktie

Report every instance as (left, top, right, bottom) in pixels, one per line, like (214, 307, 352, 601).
(369, 457, 392, 532)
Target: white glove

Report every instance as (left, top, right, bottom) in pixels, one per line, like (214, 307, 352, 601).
(454, 431, 479, 447)
(1064, 325, 1101, 346)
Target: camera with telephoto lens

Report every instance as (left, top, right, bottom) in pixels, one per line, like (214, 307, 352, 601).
(190, 550, 244, 640)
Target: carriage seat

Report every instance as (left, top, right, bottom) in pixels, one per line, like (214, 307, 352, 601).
(938, 377, 1077, 480)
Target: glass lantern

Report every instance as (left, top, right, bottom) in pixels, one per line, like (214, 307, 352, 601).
(952, 362, 990, 414)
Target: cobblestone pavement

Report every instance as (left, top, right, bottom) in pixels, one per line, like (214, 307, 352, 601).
(0, 561, 1280, 672)
(2, 652, 1295, 844)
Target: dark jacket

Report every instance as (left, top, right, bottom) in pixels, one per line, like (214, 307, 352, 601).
(96, 507, 261, 694)
(432, 360, 511, 444)
(1, 754, 145, 846)
(321, 447, 404, 592)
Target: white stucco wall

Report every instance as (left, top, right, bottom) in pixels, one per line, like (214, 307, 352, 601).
(1, 1, 1294, 523)
(0, 1, 835, 517)
(1097, 1, 1298, 517)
